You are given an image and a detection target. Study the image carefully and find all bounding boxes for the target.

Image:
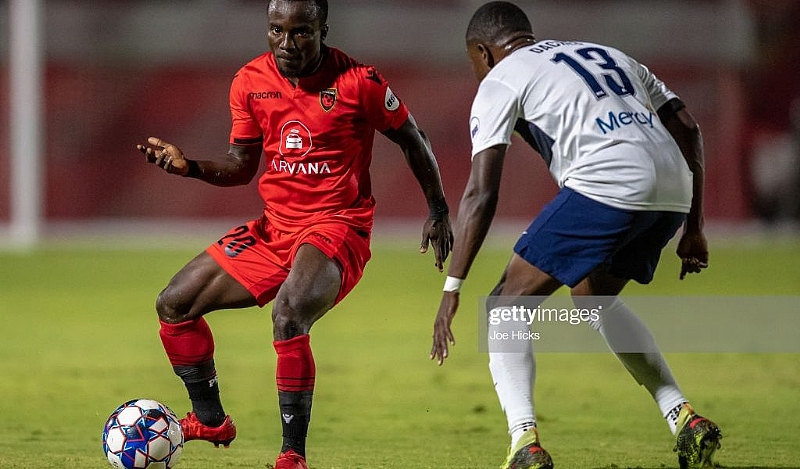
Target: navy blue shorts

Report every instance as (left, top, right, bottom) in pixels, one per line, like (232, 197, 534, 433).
(513, 187, 686, 287)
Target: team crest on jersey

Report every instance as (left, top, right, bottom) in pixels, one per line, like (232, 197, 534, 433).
(319, 88, 337, 112)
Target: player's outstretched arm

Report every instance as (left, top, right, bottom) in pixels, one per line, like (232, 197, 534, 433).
(136, 137, 262, 187)
(660, 103, 708, 279)
(431, 290, 458, 365)
(383, 115, 454, 272)
(431, 145, 506, 365)
(136, 137, 189, 175)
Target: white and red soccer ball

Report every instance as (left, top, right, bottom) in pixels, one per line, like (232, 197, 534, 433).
(102, 399, 183, 469)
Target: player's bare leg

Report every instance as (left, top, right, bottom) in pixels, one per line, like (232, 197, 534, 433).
(156, 251, 257, 447)
(271, 243, 342, 469)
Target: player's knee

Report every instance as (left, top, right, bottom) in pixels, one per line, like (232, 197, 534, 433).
(272, 307, 312, 339)
(155, 285, 192, 324)
(272, 294, 329, 338)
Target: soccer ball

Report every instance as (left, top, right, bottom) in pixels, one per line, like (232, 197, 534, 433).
(102, 399, 184, 469)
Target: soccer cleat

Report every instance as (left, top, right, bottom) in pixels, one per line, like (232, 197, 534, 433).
(274, 449, 309, 469)
(674, 403, 722, 469)
(180, 412, 237, 448)
(500, 428, 554, 469)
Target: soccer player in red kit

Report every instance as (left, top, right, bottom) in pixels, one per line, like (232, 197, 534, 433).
(135, 1, 453, 468)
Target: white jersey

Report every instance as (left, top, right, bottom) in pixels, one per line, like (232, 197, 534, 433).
(469, 40, 692, 212)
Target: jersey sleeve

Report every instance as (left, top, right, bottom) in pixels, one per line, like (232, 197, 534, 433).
(359, 66, 409, 133)
(229, 70, 264, 145)
(632, 60, 679, 112)
(469, 78, 520, 158)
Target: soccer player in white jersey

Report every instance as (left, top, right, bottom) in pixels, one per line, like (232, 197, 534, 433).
(430, 2, 722, 469)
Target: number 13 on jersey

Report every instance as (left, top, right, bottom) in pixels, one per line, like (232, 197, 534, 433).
(551, 47, 635, 99)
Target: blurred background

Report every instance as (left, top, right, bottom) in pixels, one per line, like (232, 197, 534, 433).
(1, 0, 799, 247)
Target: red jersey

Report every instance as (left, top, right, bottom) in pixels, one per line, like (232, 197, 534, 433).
(229, 46, 410, 233)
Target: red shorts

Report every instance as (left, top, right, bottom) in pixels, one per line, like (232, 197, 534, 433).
(206, 216, 372, 307)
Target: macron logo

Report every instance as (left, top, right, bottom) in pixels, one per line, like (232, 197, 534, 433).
(282, 413, 294, 424)
(596, 110, 654, 135)
(249, 91, 282, 99)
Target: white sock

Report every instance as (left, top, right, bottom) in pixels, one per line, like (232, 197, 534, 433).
(588, 297, 687, 434)
(489, 345, 536, 448)
(663, 400, 688, 435)
(510, 424, 537, 448)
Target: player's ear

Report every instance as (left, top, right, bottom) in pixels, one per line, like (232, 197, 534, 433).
(477, 43, 495, 69)
(320, 24, 329, 42)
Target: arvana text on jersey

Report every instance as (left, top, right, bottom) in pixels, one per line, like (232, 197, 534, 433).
(271, 159, 333, 175)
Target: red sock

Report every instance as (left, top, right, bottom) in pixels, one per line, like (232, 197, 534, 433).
(274, 334, 315, 456)
(274, 334, 315, 392)
(160, 319, 225, 425)
(159, 318, 215, 367)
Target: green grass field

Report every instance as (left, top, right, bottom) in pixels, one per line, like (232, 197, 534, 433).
(1, 233, 798, 468)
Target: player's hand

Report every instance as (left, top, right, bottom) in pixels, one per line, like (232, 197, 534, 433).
(676, 228, 708, 280)
(420, 216, 454, 272)
(136, 137, 189, 176)
(430, 291, 458, 365)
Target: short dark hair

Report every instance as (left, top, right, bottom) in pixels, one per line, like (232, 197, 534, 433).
(466, 1, 532, 45)
(268, 0, 329, 26)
